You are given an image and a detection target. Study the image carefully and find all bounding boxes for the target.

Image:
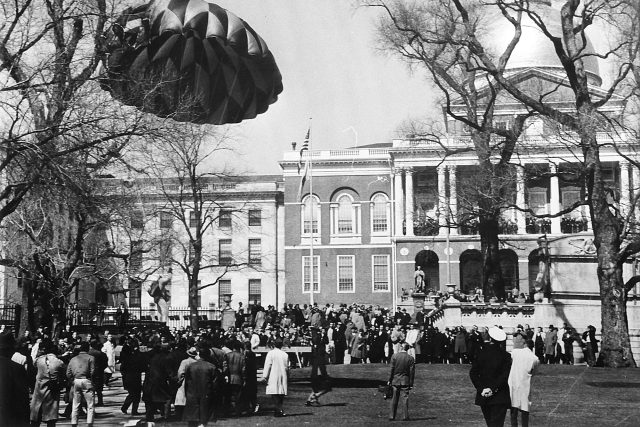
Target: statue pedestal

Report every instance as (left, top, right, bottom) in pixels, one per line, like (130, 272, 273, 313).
(222, 308, 236, 330)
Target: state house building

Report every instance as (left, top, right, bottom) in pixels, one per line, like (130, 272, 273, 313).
(279, 6, 639, 310)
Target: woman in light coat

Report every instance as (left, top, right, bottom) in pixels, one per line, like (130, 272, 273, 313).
(102, 334, 116, 386)
(262, 339, 289, 417)
(508, 340, 540, 427)
(174, 347, 198, 420)
(30, 340, 65, 427)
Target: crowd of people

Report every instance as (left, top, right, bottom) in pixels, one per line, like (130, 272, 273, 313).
(0, 301, 601, 427)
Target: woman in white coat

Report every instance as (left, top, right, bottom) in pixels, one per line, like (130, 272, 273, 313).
(262, 339, 290, 417)
(508, 339, 540, 427)
(102, 334, 116, 386)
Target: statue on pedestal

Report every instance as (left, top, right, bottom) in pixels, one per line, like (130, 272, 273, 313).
(148, 269, 172, 322)
(414, 266, 425, 293)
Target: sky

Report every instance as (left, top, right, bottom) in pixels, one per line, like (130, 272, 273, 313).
(209, 0, 438, 175)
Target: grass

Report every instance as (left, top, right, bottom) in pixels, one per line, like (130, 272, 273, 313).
(57, 363, 640, 426)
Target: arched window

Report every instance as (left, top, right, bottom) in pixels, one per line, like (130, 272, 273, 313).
(499, 249, 519, 291)
(370, 193, 390, 234)
(301, 195, 320, 236)
(331, 193, 360, 236)
(460, 250, 483, 294)
(415, 250, 439, 291)
(337, 194, 353, 233)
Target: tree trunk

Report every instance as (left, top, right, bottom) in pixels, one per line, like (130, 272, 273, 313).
(189, 277, 199, 330)
(598, 261, 635, 367)
(479, 213, 504, 300)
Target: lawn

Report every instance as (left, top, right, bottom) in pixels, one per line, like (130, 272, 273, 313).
(234, 363, 640, 426)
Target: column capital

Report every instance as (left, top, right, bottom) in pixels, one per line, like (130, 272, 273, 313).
(404, 166, 414, 174)
(549, 162, 558, 173)
(448, 164, 457, 175)
(392, 167, 404, 175)
(437, 165, 447, 175)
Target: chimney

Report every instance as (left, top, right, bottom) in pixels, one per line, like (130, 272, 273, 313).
(291, 141, 297, 151)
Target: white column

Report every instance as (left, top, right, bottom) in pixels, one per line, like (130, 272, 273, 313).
(393, 167, 404, 236)
(438, 165, 447, 236)
(516, 165, 527, 235)
(449, 165, 458, 236)
(620, 161, 630, 217)
(405, 167, 415, 237)
(550, 163, 561, 234)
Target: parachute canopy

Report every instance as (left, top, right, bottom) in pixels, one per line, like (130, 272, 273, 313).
(100, 0, 283, 125)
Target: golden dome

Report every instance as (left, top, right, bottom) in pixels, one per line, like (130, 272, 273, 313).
(481, 1, 601, 86)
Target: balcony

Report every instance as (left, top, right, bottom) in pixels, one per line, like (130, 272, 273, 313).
(526, 217, 551, 234)
(560, 217, 589, 234)
(413, 217, 439, 236)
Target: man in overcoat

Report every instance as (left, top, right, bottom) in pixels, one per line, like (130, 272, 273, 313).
(470, 326, 512, 427)
(184, 348, 218, 426)
(0, 331, 30, 427)
(388, 343, 415, 421)
(30, 339, 65, 427)
(262, 339, 289, 417)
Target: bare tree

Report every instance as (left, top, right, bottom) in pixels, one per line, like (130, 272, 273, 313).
(134, 124, 255, 329)
(369, 0, 640, 367)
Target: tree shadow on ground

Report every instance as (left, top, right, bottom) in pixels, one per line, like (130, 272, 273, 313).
(585, 381, 640, 388)
(290, 377, 386, 389)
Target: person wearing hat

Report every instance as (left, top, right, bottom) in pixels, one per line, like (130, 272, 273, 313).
(544, 325, 558, 364)
(305, 326, 331, 407)
(174, 347, 198, 420)
(30, 339, 66, 427)
(470, 326, 512, 427)
(0, 331, 30, 427)
(262, 339, 290, 417)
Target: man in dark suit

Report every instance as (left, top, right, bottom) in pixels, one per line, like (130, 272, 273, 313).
(388, 343, 415, 421)
(226, 341, 246, 417)
(470, 326, 512, 427)
(0, 332, 29, 427)
(184, 348, 218, 426)
(306, 327, 332, 406)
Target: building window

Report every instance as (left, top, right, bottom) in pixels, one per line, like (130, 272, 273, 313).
(129, 280, 141, 308)
(337, 255, 355, 293)
(248, 239, 261, 265)
(302, 255, 320, 293)
(371, 193, 389, 233)
(219, 239, 232, 265)
(218, 279, 232, 308)
(131, 210, 144, 229)
(372, 255, 390, 292)
(189, 211, 198, 228)
(219, 209, 232, 228)
(159, 240, 172, 268)
(301, 195, 320, 235)
(160, 211, 173, 229)
(249, 209, 262, 226)
(528, 189, 548, 215)
(331, 193, 360, 235)
(248, 279, 261, 308)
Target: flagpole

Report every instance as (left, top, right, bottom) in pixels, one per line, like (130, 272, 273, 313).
(309, 119, 314, 307)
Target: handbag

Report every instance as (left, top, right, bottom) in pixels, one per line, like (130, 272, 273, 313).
(378, 384, 393, 400)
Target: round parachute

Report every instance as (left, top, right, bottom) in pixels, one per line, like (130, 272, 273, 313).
(99, 0, 283, 125)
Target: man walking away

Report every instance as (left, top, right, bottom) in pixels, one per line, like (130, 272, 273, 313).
(508, 339, 539, 427)
(183, 348, 218, 427)
(262, 339, 290, 418)
(30, 339, 65, 427)
(66, 341, 95, 427)
(306, 327, 332, 407)
(226, 341, 246, 417)
(388, 343, 415, 421)
(470, 326, 512, 427)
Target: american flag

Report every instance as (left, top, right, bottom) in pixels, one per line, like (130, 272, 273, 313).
(297, 127, 310, 174)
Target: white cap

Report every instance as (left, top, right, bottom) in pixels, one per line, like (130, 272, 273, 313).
(488, 326, 507, 342)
